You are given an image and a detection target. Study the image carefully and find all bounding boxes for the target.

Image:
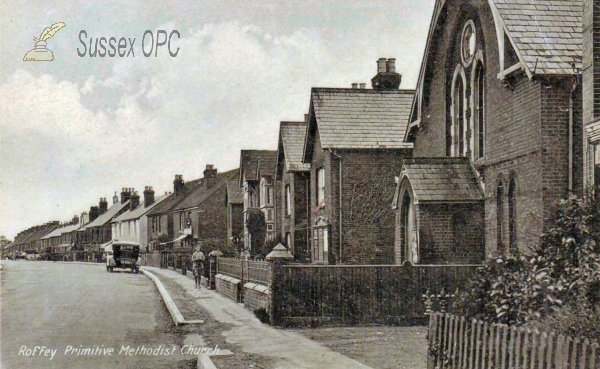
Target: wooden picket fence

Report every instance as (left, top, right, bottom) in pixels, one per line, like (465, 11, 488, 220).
(428, 313, 600, 369)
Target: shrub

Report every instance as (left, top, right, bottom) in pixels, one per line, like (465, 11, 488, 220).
(455, 194, 600, 339)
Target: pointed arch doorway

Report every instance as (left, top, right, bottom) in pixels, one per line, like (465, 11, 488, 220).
(399, 187, 417, 264)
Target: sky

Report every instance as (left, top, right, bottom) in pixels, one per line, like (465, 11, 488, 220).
(0, 0, 435, 240)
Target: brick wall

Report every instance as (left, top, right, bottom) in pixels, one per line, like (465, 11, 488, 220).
(243, 283, 270, 312)
(215, 274, 242, 302)
(227, 203, 244, 242)
(197, 185, 229, 241)
(309, 133, 411, 264)
(411, 0, 584, 256)
(280, 171, 309, 260)
(418, 203, 485, 264)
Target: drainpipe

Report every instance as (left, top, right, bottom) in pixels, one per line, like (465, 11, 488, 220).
(569, 76, 578, 193)
(329, 149, 343, 264)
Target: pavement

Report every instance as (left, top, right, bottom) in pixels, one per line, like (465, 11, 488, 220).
(143, 265, 373, 369)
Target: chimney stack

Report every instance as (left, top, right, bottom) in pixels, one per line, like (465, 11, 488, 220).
(121, 188, 133, 204)
(72, 215, 79, 225)
(173, 175, 185, 196)
(130, 191, 140, 210)
(99, 198, 108, 215)
(203, 165, 218, 189)
(359, 83, 366, 89)
(304, 114, 309, 123)
(89, 206, 99, 222)
(351, 83, 358, 89)
(144, 186, 155, 207)
(371, 57, 402, 90)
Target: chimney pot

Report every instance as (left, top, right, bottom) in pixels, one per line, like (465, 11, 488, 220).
(387, 58, 396, 73)
(304, 114, 309, 122)
(378, 58, 387, 74)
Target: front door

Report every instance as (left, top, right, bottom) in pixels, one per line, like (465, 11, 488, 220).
(401, 192, 417, 264)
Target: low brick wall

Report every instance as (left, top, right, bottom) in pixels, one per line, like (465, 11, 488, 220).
(243, 282, 270, 312)
(215, 274, 242, 303)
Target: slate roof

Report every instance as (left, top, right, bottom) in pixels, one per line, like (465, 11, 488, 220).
(310, 88, 415, 150)
(13, 224, 56, 246)
(112, 194, 170, 222)
(280, 121, 310, 172)
(226, 180, 243, 205)
(40, 223, 81, 240)
(240, 150, 278, 184)
(172, 168, 239, 211)
(491, 0, 583, 75)
(84, 201, 130, 228)
(397, 157, 484, 203)
(147, 178, 204, 216)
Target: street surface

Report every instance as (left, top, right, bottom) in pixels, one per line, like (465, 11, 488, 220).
(0, 260, 196, 369)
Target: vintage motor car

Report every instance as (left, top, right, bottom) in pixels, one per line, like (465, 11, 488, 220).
(106, 243, 140, 273)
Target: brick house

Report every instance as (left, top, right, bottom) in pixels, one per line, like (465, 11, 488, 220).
(110, 187, 168, 252)
(80, 190, 132, 254)
(239, 150, 280, 255)
(397, 0, 588, 263)
(146, 175, 202, 249)
(275, 121, 310, 261)
(169, 166, 239, 250)
(302, 59, 414, 264)
(225, 180, 244, 249)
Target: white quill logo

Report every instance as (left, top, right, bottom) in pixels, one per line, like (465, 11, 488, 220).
(23, 22, 66, 61)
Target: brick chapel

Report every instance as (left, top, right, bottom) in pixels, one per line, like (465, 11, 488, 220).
(394, 0, 599, 264)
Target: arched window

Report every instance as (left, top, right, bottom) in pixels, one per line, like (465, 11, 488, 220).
(508, 178, 517, 249)
(497, 180, 504, 250)
(453, 77, 465, 157)
(474, 62, 485, 159)
(400, 191, 416, 264)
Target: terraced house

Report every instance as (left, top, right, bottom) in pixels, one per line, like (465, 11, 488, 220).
(111, 186, 168, 252)
(397, 0, 592, 264)
(169, 165, 239, 250)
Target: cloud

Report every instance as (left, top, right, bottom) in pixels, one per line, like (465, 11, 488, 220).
(0, 19, 425, 239)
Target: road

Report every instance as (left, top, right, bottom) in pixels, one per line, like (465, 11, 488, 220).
(0, 260, 197, 369)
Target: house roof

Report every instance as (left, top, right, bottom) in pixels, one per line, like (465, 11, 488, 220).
(40, 223, 81, 240)
(307, 88, 415, 153)
(172, 168, 239, 212)
(226, 180, 243, 205)
(84, 201, 130, 228)
(278, 121, 310, 173)
(147, 178, 204, 216)
(239, 150, 278, 185)
(112, 194, 170, 223)
(14, 224, 56, 246)
(394, 157, 484, 204)
(491, 0, 582, 75)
